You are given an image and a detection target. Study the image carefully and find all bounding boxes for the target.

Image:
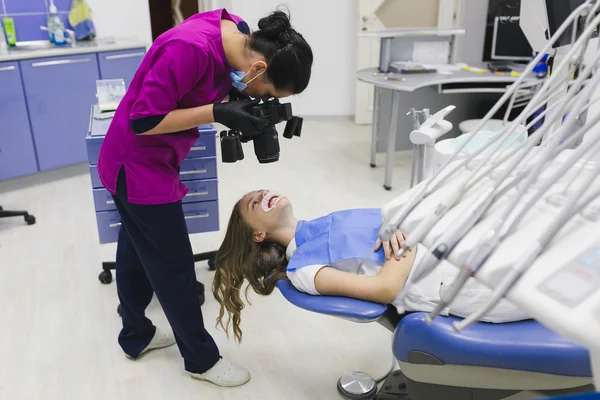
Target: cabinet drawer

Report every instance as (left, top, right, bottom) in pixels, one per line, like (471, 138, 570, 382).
(95, 201, 219, 244)
(183, 201, 220, 235)
(20, 54, 100, 171)
(198, 124, 216, 133)
(179, 157, 217, 181)
(89, 165, 102, 188)
(86, 135, 103, 165)
(92, 178, 217, 211)
(183, 179, 218, 203)
(95, 209, 122, 244)
(187, 134, 216, 159)
(92, 188, 116, 211)
(89, 162, 218, 190)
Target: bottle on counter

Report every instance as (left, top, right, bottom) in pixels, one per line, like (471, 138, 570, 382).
(47, 1, 68, 46)
(0, 19, 8, 53)
(1, 17, 16, 47)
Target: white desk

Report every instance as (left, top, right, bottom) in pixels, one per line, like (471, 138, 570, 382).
(357, 67, 533, 190)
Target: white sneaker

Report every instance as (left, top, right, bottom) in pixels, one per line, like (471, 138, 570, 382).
(190, 358, 251, 387)
(127, 327, 176, 359)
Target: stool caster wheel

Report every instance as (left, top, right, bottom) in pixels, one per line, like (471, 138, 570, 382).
(25, 214, 36, 225)
(99, 270, 113, 284)
(208, 258, 216, 271)
(370, 163, 376, 168)
(117, 304, 122, 316)
(383, 185, 392, 191)
(337, 371, 377, 400)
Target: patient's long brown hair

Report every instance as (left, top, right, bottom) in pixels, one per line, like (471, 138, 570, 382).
(212, 200, 289, 344)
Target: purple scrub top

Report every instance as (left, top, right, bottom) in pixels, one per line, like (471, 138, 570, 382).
(97, 9, 244, 205)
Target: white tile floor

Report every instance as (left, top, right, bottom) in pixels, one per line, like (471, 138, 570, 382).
(0, 120, 415, 400)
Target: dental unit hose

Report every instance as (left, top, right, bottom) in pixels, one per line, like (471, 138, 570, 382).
(453, 180, 600, 332)
(426, 118, 600, 321)
(418, 70, 600, 317)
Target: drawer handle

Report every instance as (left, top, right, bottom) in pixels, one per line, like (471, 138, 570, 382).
(0, 66, 16, 71)
(105, 52, 145, 60)
(190, 146, 207, 151)
(180, 169, 207, 175)
(109, 213, 209, 227)
(31, 58, 92, 67)
(185, 213, 210, 220)
(106, 199, 115, 205)
(185, 191, 209, 197)
(88, 104, 94, 134)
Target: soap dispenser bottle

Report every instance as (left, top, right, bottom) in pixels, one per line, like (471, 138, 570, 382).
(47, 0, 68, 46)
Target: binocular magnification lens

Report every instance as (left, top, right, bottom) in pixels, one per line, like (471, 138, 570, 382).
(218, 99, 301, 164)
(253, 127, 280, 163)
(283, 116, 303, 139)
(220, 132, 244, 163)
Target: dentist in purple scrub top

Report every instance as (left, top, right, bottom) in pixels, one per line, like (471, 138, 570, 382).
(96, 9, 313, 387)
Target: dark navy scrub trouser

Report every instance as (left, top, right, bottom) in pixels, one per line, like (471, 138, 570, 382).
(112, 168, 220, 373)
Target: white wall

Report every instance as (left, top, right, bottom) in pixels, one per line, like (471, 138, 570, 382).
(228, 0, 358, 117)
(87, 0, 152, 44)
(455, 0, 488, 65)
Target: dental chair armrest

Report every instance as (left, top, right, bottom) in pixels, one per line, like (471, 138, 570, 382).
(277, 280, 388, 323)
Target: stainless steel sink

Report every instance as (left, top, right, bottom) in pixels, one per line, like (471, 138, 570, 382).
(10, 41, 58, 51)
(2, 38, 119, 55)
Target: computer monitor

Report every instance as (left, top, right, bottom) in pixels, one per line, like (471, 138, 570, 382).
(545, 0, 597, 49)
(491, 16, 534, 61)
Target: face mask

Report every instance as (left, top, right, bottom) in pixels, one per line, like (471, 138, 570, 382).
(230, 69, 265, 92)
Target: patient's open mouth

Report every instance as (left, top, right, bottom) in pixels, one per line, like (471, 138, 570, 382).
(268, 196, 278, 208)
(262, 192, 283, 212)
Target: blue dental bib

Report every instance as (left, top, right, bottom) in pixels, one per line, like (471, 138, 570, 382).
(287, 209, 386, 272)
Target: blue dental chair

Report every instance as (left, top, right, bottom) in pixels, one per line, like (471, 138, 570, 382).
(276, 280, 595, 400)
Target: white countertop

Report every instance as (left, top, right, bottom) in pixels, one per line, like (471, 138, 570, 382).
(357, 27, 465, 39)
(0, 37, 149, 62)
(356, 67, 527, 92)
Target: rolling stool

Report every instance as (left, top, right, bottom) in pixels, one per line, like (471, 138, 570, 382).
(0, 205, 36, 225)
(101, 251, 217, 316)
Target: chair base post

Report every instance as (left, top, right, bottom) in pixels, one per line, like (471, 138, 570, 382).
(337, 371, 377, 400)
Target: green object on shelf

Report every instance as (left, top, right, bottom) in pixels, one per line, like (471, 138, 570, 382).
(2, 17, 17, 46)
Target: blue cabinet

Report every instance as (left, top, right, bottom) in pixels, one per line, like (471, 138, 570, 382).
(0, 62, 38, 180)
(20, 54, 100, 171)
(85, 112, 220, 244)
(97, 48, 146, 89)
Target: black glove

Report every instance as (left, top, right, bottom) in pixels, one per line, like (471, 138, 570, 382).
(213, 99, 269, 137)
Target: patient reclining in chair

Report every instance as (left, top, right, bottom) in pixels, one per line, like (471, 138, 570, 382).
(212, 190, 530, 342)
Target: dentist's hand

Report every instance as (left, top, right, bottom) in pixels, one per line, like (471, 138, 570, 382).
(213, 99, 269, 137)
(373, 229, 406, 260)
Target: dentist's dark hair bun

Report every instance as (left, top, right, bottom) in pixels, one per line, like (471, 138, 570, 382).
(257, 10, 291, 39)
(250, 9, 313, 94)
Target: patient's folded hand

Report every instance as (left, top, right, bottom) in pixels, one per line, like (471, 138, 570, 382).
(373, 226, 406, 260)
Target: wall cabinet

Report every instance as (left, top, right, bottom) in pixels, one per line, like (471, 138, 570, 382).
(0, 62, 38, 180)
(0, 46, 146, 181)
(97, 48, 146, 89)
(20, 54, 100, 171)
